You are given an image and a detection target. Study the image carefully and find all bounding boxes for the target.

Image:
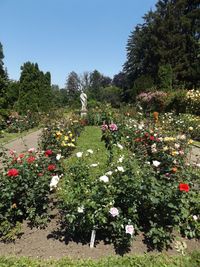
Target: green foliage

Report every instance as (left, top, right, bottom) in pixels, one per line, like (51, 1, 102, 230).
(101, 86, 122, 107)
(158, 64, 173, 91)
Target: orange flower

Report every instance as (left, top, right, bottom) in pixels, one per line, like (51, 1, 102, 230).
(153, 111, 159, 123)
(171, 167, 177, 173)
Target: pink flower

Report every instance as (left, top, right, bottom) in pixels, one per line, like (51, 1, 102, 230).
(125, 225, 134, 235)
(109, 123, 118, 131)
(101, 124, 108, 131)
(28, 148, 35, 153)
(27, 156, 36, 164)
(109, 207, 119, 217)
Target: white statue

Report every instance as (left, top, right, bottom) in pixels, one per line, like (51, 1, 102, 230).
(80, 92, 87, 111)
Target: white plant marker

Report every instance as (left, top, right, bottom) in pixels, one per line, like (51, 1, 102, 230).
(90, 229, 96, 248)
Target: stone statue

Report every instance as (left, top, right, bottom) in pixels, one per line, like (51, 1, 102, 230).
(80, 92, 87, 111)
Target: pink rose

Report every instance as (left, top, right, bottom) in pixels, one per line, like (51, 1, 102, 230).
(125, 225, 134, 235)
(101, 124, 108, 131)
(109, 123, 118, 131)
(109, 207, 119, 217)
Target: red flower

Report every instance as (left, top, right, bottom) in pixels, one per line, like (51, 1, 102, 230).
(48, 164, 56, 171)
(45, 149, 53, 156)
(179, 183, 190, 192)
(27, 156, 36, 164)
(7, 168, 19, 177)
(150, 136, 155, 141)
(19, 153, 25, 158)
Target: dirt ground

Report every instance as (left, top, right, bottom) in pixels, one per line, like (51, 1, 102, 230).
(0, 130, 199, 259)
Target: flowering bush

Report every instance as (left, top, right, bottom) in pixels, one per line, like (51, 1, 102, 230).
(0, 148, 58, 241)
(101, 123, 122, 163)
(39, 121, 79, 158)
(186, 89, 200, 115)
(136, 91, 168, 112)
(5, 111, 39, 133)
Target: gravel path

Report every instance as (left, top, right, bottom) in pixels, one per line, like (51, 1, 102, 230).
(3, 129, 43, 153)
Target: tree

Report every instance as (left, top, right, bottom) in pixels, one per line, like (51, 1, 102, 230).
(123, 0, 200, 92)
(65, 71, 80, 104)
(18, 62, 52, 113)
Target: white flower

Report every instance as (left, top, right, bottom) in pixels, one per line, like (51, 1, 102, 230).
(56, 154, 61, 160)
(138, 124, 144, 130)
(77, 206, 84, 213)
(99, 175, 109, 183)
(174, 143, 180, 149)
(76, 152, 83, 158)
(109, 207, 119, 217)
(28, 148, 35, 153)
(193, 215, 198, 221)
(117, 143, 123, 150)
(118, 155, 124, 163)
(50, 175, 60, 191)
(152, 160, 161, 167)
(125, 225, 134, 235)
(90, 163, 99, 167)
(117, 166, 125, 172)
(189, 127, 193, 131)
(87, 149, 93, 154)
(105, 171, 113, 176)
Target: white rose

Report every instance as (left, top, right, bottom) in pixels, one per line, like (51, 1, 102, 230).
(99, 175, 109, 183)
(56, 154, 61, 160)
(76, 152, 83, 158)
(117, 166, 125, 172)
(50, 175, 60, 191)
(87, 149, 93, 154)
(152, 160, 161, 167)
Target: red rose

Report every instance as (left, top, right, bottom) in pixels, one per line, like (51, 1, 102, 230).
(150, 136, 155, 141)
(45, 149, 53, 156)
(7, 168, 19, 177)
(27, 156, 36, 164)
(19, 153, 25, 158)
(48, 164, 56, 171)
(179, 183, 190, 192)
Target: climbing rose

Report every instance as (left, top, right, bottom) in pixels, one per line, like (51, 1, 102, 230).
(7, 168, 19, 177)
(48, 164, 56, 171)
(179, 183, 190, 192)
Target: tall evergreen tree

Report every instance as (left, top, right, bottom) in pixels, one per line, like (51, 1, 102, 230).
(65, 71, 80, 104)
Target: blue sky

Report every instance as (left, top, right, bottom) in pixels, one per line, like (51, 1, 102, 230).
(1, 0, 157, 87)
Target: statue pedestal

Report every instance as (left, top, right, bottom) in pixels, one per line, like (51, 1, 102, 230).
(81, 109, 87, 118)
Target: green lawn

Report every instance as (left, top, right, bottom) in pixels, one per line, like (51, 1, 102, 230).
(0, 252, 199, 267)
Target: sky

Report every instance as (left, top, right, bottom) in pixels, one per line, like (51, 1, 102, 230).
(1, 0, 157, 88)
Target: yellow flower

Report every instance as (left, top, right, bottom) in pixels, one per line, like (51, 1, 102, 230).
(69, 133, 73, 138)
(61, 141, 67, 147)
(72, 139, 75, 142)
(171, 150, 179, 156)
(64, 136, 69, 141)
(56, 131, 62, 137)
(163, 146, 169, 151)
(188, 139, 193, 145)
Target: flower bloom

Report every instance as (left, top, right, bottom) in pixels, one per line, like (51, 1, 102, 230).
(45, 149, 53, 156)
(117, 143, 123, 150)
(77, 206, 84, 213)
(27, 156, 36, 164)
(193, 215, 198, 221)
(99, 175, 109, 183)
(101, 124, 108, 131)
(87, 149, 93, 154)
(28, 148, 35, 153)
(125, 225, 134, 235)
(56, 154, 61, 160)
(109, 123, 118, 131)
(50, 175, 60, 191)
(105, 171, 113, 176)
(152, 160, 161, 167)
(7, 168, 19, 177)
(109, 207, 119, 217)
(179, 183, 190, 192)
(76, 152, 83, 158)
(48, 164, 56, 171)
(117, 166, 125, 172)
